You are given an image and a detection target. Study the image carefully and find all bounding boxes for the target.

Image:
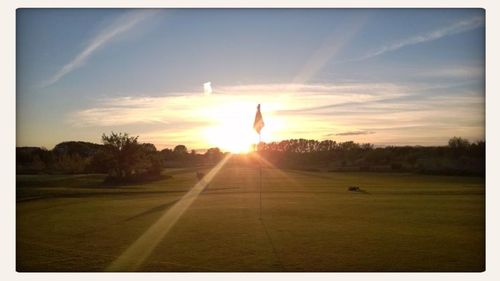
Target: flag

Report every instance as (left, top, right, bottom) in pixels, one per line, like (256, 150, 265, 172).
(253, 104, 264, 134)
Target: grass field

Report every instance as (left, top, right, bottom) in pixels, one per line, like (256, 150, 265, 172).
(16, 164, 485, 272)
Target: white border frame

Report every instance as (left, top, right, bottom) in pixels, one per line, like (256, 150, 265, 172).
(2, 1, 499, 280)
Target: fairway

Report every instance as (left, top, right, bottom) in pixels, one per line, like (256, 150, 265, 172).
(16, 166, 485, 272)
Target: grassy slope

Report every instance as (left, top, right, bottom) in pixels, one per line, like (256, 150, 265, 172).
(16, 166, 485, 272)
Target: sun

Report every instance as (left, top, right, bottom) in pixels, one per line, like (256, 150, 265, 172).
(203, 119, 259, 153)
(201, 102, 262, 153)
(204, 127, 255, 153)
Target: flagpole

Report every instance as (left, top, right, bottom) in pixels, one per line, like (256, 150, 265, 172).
(259, 132, 262, 220)
(253, 103, 264, 221)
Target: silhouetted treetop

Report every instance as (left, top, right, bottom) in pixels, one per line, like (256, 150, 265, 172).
(173, 145, 188, 155)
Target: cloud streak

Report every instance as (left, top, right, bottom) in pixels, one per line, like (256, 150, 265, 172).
(349, 16, 484, 63)
(333, 131, 375, 136)
(41, 10, 154, 87)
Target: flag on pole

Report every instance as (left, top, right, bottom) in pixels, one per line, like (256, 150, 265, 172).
(253, 104, 265, 134)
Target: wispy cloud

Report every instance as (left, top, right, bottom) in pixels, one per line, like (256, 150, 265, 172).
(332, 131, 375, 136)
(348, 16, 484, 63)
(41, 10, 155, 87)
(416, 65, 485, 80)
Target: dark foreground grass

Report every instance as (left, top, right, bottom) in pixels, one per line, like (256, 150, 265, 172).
(16, 165, 485, 272)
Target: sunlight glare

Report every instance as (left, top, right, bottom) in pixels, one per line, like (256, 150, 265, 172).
(201, 101, 280, 153)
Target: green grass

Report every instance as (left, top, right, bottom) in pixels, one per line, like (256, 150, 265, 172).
(16, 166, 485, 272)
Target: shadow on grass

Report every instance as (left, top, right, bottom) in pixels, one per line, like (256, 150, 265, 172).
(101, 174, 173, 188)
(16, 174, 180, 202)
(124, 199, 180, 222)
(16, 174, 173, 189)
(349, 188, 371, 195)
(16, 189, 188, 203)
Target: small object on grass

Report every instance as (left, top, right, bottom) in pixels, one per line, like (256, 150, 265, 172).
(348, 186, 361, 192)
(348, 186, 370, 194)
(196, 172, 205, 181)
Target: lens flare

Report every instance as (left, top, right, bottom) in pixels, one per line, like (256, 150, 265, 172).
(106, 154, 232, 271)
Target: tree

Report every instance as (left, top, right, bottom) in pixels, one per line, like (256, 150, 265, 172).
(101, 132, 139, 180)
(448, 137, 470, 149)
(139, 143, 164, 177)
(448, 137, 471, 158)
(173, 145, 188, 155)
(53, 141, 102, 158)
(205, 147, 223, 163)
(100, 132, 163, 182)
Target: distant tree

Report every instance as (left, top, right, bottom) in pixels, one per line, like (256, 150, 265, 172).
(160, 148, 173, 160)
(361, 143, 374, 151)
(141, 143, 158, 153)
(50, 141, 103, 174)
(470, 140, 485, 157)
(448, 137, 471, 149)
(173, 145, 188, 155)
(139, 143, 164, 177)
(53, 141, 102, 158)
(30, 155, 46, 172)
(205, 147, 223, 163)
(51, 154, 87, 174)
(16, 147, 53, 174)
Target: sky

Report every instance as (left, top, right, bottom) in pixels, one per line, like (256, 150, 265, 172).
(16, 9, 485, 152)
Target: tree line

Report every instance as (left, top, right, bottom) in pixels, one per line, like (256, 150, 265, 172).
(254, 137, 484, 176)
(16, 132, 225, 182)
(17, 134, 485, 182)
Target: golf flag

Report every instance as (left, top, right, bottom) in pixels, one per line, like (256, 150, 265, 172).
(253, 104, 265, 134)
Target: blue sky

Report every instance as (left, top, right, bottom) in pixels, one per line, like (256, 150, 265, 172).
(16, 9, 485, 151)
